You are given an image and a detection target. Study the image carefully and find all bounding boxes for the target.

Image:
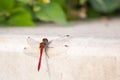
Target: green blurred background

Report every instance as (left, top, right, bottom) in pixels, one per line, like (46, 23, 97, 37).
(0, 0, 120, 26)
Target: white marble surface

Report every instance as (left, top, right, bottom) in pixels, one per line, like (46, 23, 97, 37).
(0, 18, 120, 80)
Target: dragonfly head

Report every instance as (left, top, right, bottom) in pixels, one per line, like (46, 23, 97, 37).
(42, 38, 48, 43)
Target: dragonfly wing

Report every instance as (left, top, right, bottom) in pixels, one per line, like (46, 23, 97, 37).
(48, 36, 72, 57)
(49, 36, 71, 47)
(27, 37, 40, 49)
(23, 47, 39, 58)
(24, 37, 40, 58)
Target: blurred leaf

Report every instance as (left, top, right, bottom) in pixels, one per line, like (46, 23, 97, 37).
(33, 5, 41, 12)
(51, 0, 66, 6)
(79, 0, 87, 5)
(36, 11, 51, 21)
(89, 0, 119, 13)
(0, 0, 14, 11)
(7, 7, 35, 26)
(36, 2, 68, 25)
(17, 0, 31, 4)
(11, 7, 25, 14)
(37, 0, 43, 5)
(0, 16, 5, 23)
(87, 8, 101, 18)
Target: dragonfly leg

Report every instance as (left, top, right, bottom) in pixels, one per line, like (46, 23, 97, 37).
(45, 48, 49, 58)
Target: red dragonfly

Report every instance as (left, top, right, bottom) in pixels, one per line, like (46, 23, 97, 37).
(24, 35, 71, 73)
(24, 37, 50, 72)
(38, 38, 49, 71)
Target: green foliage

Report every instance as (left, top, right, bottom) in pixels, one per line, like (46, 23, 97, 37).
(0, 0, 34, 26)
(0, 0, 120, 26)
(79, 0, 87, 5)
(89, 0, 119, 13)
(51, 0, 66, 6)
(17, 0, 31, 4)
(87, 8, 101, 18)
(0, 0, 14, 11)
(36, 2, 68, 25)
(0, 16, 5, 23)
(7, 7, 34, 26)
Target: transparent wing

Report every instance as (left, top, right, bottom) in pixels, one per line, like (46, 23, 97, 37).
(23, 37, 40, 58)
(24, 47, 39, 58)
(49, 35, 71, 47)
(27, 37, 40, 49)
(47, 35, 72, 57)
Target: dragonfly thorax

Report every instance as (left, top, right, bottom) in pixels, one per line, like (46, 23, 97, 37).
(39, 38, 48, 48)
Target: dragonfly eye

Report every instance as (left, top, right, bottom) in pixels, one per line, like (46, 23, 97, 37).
(42, 38, 48, 42)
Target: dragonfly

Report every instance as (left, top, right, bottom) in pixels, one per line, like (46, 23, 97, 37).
(38, 38, 49, 71)
(24, 35, 71, 77)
